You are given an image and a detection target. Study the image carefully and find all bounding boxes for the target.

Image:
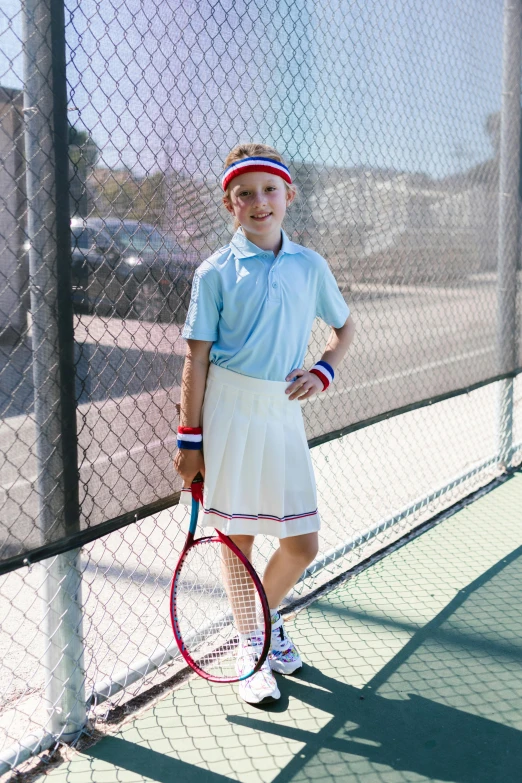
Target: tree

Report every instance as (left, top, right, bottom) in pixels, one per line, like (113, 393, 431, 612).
(68, 124, 99, 216)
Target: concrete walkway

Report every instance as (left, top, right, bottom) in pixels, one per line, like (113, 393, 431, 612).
(39, 469, 522, 783)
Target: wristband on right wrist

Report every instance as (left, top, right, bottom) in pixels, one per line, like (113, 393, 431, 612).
(177, 426, 203, 450)
(309, 360, 335, 391)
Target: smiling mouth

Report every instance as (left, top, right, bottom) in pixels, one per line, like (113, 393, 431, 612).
(251, 213, 272, 221)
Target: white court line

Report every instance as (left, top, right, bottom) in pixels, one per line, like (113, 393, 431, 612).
(325, 345, 496, 398)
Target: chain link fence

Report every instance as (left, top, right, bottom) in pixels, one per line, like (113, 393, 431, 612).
(1, 0, 521, 776)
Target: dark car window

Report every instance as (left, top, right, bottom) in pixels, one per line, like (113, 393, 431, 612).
(108, 226, 180, 254)
(71, 227, 115, 253)
(71, 228, 90, 250)
(91, 230, 113, 251)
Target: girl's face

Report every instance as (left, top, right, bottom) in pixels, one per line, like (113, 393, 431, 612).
(224, 170, 295, 248)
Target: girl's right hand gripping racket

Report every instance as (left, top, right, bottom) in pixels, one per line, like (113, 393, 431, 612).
(170, 476, 271, 682)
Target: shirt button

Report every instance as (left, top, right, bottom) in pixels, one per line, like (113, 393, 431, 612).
(272, 282, 277, 288)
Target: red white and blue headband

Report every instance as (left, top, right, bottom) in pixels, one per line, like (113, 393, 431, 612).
(221, 156, 292, 191)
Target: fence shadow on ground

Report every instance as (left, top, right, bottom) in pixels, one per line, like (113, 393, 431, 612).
(229, 543, 522, 783)
(34, 480, 522, 783)
(87, 736, 235, 783)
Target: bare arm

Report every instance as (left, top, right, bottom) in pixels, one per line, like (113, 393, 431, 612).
(174, 339, 212, 485)
(320, 314, 355, 371)
(285, 315, 355, 400)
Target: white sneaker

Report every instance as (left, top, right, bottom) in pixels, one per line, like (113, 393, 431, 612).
(236, 639, 281, 704)
(268, 612, 303, 675)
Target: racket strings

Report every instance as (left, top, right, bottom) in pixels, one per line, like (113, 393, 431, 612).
(174, 537, 267, 680)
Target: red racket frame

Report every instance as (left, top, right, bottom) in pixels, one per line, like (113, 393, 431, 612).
(170, 514, 271, 683)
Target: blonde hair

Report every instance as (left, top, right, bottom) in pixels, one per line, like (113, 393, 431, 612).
(223, 143, 296, 230)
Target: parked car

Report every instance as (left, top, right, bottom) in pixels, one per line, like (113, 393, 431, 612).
(69, 218, 197, 322)
(19, 225, 109, 318)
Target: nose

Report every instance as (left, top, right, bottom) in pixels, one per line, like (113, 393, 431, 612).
(253, 189, 267, 205)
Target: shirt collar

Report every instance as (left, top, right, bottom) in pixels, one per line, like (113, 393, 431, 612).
(230, 227, 301, 260)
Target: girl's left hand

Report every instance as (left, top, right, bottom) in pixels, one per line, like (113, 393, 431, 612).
(285, 368, 324, 401)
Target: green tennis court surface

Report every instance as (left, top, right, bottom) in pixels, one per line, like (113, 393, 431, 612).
(40, 469, 522, 783)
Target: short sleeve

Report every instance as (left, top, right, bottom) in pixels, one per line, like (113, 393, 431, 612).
(316, 264, 350, 327)
(182, 268, 221, 341)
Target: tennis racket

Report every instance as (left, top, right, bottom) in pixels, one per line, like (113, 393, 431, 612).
(170, 475, 271, 682)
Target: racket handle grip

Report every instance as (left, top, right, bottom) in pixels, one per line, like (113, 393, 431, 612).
(191, 473, 204, 504)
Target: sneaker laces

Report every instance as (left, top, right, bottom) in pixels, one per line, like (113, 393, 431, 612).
(270, 612, 294, 655)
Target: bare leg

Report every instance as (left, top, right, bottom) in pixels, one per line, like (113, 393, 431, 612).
(223, 535, 257, 635)
(228, 534, 255, 562)
(262, 532, 319, 610)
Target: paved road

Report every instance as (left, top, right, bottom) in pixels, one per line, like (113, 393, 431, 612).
(307, 277, 505, 439)
(1, 277, 517, 561)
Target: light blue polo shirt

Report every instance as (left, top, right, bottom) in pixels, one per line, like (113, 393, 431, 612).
(182, 228, 350, 381)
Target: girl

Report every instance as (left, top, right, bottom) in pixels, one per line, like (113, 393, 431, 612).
(175, 143, 355, 704)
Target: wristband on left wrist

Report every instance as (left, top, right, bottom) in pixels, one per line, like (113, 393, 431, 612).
(177, 426, 203, 450)
(309, 360, 335, 392)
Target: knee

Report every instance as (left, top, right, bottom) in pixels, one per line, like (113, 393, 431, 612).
(285, 534, 319, 567)
(302, 537, 319, 566)
(229, 534, 255, 560)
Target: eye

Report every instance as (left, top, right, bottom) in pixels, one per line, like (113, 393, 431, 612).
(266, 187, 276, 192)
(239, 191, 250, 197)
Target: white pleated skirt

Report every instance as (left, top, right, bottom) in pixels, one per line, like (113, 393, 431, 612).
(180, 363, 320, 538)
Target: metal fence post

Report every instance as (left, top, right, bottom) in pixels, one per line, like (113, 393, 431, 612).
(497, 0, 522, 468)
(23, 0, 85, 742)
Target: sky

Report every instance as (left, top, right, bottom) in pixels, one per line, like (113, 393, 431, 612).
(0, 0, 505, 179)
